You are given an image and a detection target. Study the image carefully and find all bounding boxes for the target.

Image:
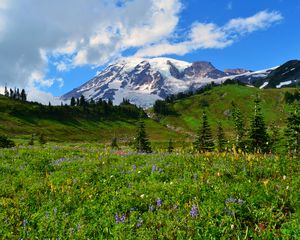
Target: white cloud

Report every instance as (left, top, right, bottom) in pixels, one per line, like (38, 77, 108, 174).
(224, 10, 283, 34)
(0, 0, 283, 104)
(27, 87, 62, 105)
(0, 0, 182, 95)
(135, 10, 283, 57)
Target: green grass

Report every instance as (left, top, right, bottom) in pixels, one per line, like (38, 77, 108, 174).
(0, 144, 299, 239)
(158, 85, 295, 138)
(0, 95, 177, 143)
(0, 85, 297, 144)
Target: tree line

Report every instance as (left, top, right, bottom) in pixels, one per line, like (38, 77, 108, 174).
(4, 85, 27, 101)
(134, 96, 299, 156)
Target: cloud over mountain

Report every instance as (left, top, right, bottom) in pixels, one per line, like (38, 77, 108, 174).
(0, 0, 283, 104)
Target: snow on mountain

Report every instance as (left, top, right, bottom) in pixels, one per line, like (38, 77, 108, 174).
(61, 57, 278, 108)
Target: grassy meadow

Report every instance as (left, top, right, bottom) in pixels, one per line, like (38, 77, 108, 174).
(0, 144, 299, 239)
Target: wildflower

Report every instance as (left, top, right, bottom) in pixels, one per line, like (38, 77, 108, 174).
(22, 219, 28, 227)
(77, 223, 81, 232)
(136, 217, 143, 228)
(132, 165, 137, 171)
(231, 224, 234, 230)
(115, 213, 126, 224)
(151, 165, 157, 173)
(225, 196, 236, 204)
(223, 207, 234, 216)
(149, 205, 155, 212)
(130, 208, 135, 212)
(238, 199, 244, 205)
(190, 204, 199, 218)
(283, 175, 287, 180)
(156, 199, 162, 207)
(140, 194, 145, 198)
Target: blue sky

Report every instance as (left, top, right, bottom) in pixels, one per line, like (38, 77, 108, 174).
(0, 0, 299, 102)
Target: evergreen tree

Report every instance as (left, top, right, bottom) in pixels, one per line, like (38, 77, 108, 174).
(28, 134, 34, 146)
(231, 103, 246, 149)
(39, 133, 46, 145)
(194, 111, 214, 152)
(20, 89, 27, 101)
(16, 88, 20, 100)
(269, 122, 281, 153)
(134, 117, 152, 153)
(70, 97, 76, 106)
(108, 99, 113, 106)
(76, 98, 80, 106)
(284, 104, 300, 156)
(4, 85, 9, 97)
(0, 135, 15, 148)
(9, 88, 13, 98)
(249, 97, 269, 153)
(79, 95, 86, 107)
(167, 139, 174, 153)
(111, 137, 119, 149)
(90, 98, 95, 105)
(216, 121, 227, 152)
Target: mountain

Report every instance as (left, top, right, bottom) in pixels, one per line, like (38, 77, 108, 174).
(61, 57, 298, 107)
(254, 60, 300, 88)
(61, 57, 252, 107)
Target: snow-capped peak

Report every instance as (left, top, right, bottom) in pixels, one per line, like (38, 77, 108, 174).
(61, 57, 278, 108)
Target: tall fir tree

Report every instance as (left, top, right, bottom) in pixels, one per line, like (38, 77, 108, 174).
(4, 85, 9, 97)
(39, 133, 46, 145)
(9, 88, 13, 98)
(70, 97, 76, 106)
(284, 104, 300, 156)
(134, 116, 152, 153)
(20, 89, 27, 101)
(194, 111, 214, 152)
(231, 103, 246, 149)
(249, 96, 269, 153)
(216, 121, 227, 152)
(111, 137, 119, 149)
(269, 122, 281, 153)
(167, 139, 174, 153)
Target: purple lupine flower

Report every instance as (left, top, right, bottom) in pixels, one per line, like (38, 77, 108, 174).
(223, 207, 234, 216)
(115, 213, 126, 224)
(114, 213, 120, 223)
(190, 204, 199, 218)
(77, 223, 81, 232)
(132, 165, 137, 171)
(136, 217, 143, 228)
(120, 214, 126, 223)
(22, 219, 28, 227)
(225, 196, 236, 204)
(149, 205, 155, 212)
(156, 199, 162, 207)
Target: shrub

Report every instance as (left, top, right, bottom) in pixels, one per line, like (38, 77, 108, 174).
(0, 135, 15, 148)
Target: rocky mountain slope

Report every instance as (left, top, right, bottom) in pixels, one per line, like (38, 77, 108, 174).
(61, 57, 299, 107)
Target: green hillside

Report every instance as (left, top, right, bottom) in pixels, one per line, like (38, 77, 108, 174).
(153, 84, 297, 139)
(0, 85, 298, 145)
(0, 95, 176, 144)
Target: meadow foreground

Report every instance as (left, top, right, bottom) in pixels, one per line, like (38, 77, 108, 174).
(0, 144, 299, 239)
